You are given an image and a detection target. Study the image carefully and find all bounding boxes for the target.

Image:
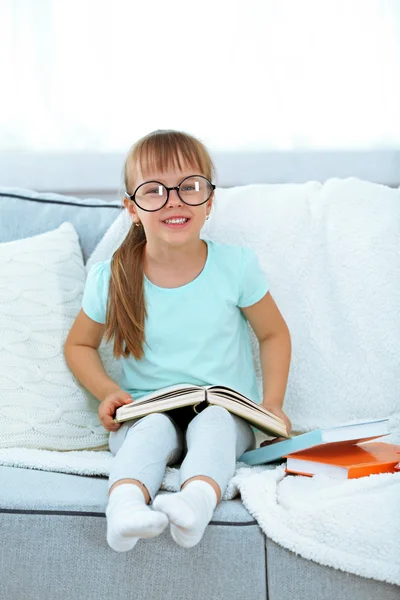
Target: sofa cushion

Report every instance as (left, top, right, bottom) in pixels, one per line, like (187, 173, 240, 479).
(0, 466, 266, 600)
(0, 187, 122, 262)
(0, 465, 255, 519)
(266, 538, 400, 600)
(0, 223, 109, 450)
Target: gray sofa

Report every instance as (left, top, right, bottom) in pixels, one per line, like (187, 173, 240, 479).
(0, 189, 398, 600)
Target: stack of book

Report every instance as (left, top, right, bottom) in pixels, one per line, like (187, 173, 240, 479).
(240, 418, 400, 479)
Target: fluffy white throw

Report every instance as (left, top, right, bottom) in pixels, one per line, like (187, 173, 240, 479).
(236, 464, 400, 587)
(0, 447, 398, 586)
(0, 447, 240, 499)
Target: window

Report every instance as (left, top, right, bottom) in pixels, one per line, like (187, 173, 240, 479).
(1, 0, 399, 188)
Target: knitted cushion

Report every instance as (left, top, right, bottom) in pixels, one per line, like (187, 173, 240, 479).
(0, 222, 109, 450)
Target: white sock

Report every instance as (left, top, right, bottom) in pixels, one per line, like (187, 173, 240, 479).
(153, 480, 218, 548)
(106, 484, 168, 552)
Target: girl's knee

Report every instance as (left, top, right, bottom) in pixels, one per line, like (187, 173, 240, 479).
(195, 405, 234, 427)
(128, 412, 176, 436)
(201, 405, 231, 419)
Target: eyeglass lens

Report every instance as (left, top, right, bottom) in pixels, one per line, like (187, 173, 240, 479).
(135, 176, 212, 211)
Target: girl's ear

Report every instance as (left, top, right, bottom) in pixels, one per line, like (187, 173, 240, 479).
(123, 196, 139, 220)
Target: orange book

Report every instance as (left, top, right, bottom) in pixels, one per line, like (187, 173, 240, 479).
(284, 441, 400, 479)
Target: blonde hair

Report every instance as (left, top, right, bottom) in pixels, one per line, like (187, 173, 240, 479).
(103, 130, 215, 359)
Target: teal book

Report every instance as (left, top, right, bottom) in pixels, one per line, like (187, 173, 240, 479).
(239, 418, 389, 466)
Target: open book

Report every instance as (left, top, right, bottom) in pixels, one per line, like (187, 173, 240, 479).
(114, 384, 289, 438)
(239, 418, 389, 465)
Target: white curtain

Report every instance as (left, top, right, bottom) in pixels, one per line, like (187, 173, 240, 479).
(0, 0, 399, 152)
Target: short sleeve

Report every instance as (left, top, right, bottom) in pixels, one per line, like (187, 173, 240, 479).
(238, 247, 269, 308)
(82, 261, 111, 324)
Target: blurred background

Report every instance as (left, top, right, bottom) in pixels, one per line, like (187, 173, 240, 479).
(0, 0, 399, 197)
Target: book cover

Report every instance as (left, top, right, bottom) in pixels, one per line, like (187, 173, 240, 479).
(284, 441, 400, 479)
(239, 418, 389, 466)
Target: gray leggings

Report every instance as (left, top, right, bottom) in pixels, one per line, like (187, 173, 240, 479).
(108, 406, 255, 500)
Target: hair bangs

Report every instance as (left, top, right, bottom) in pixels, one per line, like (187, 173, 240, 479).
(125, 130, 214, 191)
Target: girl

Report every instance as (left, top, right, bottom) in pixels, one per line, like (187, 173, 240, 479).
(64, 130, 292, 553)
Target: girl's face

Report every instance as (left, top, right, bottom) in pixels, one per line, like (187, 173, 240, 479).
(124, 163, 213, 247)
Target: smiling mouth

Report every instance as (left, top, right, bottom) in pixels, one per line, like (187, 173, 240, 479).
(162, 217, 190, 226)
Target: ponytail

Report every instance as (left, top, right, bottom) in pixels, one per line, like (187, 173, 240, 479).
(104, 222, 147, 359)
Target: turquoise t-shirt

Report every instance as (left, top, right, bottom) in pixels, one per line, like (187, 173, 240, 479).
(82, 240, 269, 403)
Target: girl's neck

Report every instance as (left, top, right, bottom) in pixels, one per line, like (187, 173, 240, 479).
(143, 239, 208, 288)
(145, 238, 205, 267)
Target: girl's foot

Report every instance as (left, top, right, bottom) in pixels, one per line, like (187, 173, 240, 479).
(153, 480, 217, 548)
(106, 484, 168, 552)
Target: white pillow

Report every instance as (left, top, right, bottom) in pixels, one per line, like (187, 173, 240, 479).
(0, 222, 109, 450)
(84, 211, 129, 392)
(86, 208, 132, 272)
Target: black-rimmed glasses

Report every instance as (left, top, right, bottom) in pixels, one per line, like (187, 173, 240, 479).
(124, 175, 215, 212)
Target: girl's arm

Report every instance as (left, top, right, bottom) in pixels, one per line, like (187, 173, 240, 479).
(64, 309, 121, 402)
(241, 292, 292, 433)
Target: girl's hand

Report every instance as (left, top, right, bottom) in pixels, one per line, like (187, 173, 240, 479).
(98, 391, 134, 432)
(261, 404, 292, 446)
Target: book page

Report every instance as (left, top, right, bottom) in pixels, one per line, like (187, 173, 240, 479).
(208, 387, 283, 422)
(115, 389, 205, 420)
(126, 384, 203, 407)
(208, 393, 288, 437)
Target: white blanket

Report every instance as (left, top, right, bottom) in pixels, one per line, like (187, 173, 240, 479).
(235, 464, 400, 587)
(0, 447, 398, 586)
(0, 447, 240, 500)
